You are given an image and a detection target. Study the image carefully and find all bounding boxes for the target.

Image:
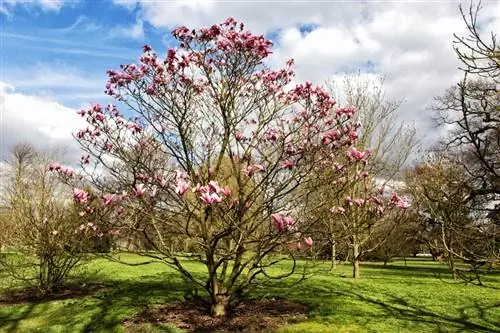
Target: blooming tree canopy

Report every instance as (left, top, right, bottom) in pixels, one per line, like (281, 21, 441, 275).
(53, 18, 390, 316)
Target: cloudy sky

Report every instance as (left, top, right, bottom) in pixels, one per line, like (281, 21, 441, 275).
(1, 0, 499, 162)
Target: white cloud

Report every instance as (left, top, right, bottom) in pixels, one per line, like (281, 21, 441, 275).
(0, 82, 85, 161)
(1, 0, 67, 16)
(110, 0, 499, 149)
(2, 63, 110, 106)
(109, 19, 145, 40)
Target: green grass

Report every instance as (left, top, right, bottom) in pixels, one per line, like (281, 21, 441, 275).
(0, 254, 499, 333)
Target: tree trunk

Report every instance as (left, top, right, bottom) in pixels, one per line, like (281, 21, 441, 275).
(331, 240, 336, 270)
(353, 243, 360, 279)
(449, 253, 457, 280)
(211, 293, 229, 317)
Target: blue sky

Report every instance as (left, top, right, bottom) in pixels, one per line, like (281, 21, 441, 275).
(2, 1, 163, 106)
(0, 0, 499, 160)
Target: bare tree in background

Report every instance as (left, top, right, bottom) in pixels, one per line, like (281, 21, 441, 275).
(0, 143, 92, 295)
(435, 2, 499, 206)
(329, 73, 419, 180)
(430, 2, 499, 275)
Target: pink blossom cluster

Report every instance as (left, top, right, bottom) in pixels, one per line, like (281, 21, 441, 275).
(47, 162, 74, 177)
(347, 147, 371, 163)
(271, 213, 296, 232)
(73, 188, 89, 204)
(194, 180, 231, 205)
(243, 164, 266, 177)
(390, 193, 411, 209)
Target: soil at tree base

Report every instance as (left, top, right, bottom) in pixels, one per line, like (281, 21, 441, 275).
(123, 298, 309, 333)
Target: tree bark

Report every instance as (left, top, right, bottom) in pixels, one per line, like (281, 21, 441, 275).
(331, 240, 336, 270)
(353, 243, 360, 279)
(211, 293, 229, 317)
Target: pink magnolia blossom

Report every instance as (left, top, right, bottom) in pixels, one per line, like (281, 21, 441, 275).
(235, 131, 244, 141)
(47, 162, 61, 171)
(281, 160, 296, 170)
(347, 148, 370, 163)
(102, 194, 117, 206)
(73, 188, 89, 204)
(59, 167, 74, 177)
(175, 179, 190, 196)
(271, 213, 295, 232)
(208, 180, 222, 194)
(134, 184, 146, 196)
(330, 206, 346, 214)
(390, 193, 411, 209)
(243, 165, 255, 177)
(221, 186, 232, 197)
(304, 237, 313, 247)
(200, 192, 222, 205)
(353, 198, 365, 206)
(81, 155, 91, 165)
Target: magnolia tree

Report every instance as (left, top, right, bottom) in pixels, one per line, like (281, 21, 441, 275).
(302, 147, 410, 278)
(0, 143, 93, 295)
(56, 18, 396, 316)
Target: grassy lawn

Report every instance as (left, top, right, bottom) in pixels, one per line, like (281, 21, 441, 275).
(0, 254, 499, 333)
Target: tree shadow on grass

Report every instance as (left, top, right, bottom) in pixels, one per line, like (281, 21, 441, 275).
(0, 271, 190, 333)
(268, 277, 500, 333)
(341, 288, 500, 332)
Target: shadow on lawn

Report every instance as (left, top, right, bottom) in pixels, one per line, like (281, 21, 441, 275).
(270, 277, 500, 333)
(361, 261, 500, 284)
(0, 271, 189, 333)
(341, 288, 500, 332)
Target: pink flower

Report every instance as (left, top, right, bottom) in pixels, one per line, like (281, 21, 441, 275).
(200, 192, 222, 205)
(271, 213, 284, 231)
(235, 131, 244, 141)
(104, 142, 114, 152)
(390, 193, 411, 209)
(271, 213, 295, 232)
(73, 188, 89, 204)
(304, 237, 313, 247)
(330, 206, 346, 214)
(254, 164, 266, 173)
(347, 148, 370, 163)
(281, 160, 296, 170)
(78, 211, 86, 218)
(221, 186, 232, 197)
(283, 216, 295, 227)
(116, 206, 125, 216)
(94, 113, 105, 123)
(59, 167, 74, 177)
(353, 198, 365, 206)
(296, 241, 302, 251)
(208, 180, 222, 193)
(243, 165, 254, 177)
(175, 179, 190, 196)
(47, 162, 61, 171)
(81, 155, 90, 165)
(102, 194, 117, 206)
(134, 184, 146, 196)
